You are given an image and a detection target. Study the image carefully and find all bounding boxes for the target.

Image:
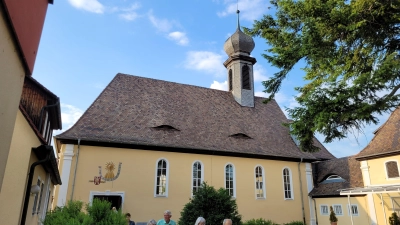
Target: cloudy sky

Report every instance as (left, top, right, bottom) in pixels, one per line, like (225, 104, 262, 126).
(33, 0, 389, 158)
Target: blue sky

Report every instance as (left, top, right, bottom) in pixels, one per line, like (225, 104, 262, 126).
(33, 0, 389, 158)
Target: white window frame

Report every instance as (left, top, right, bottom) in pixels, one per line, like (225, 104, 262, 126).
(348, 204, 359, 216)
(154, 158, 169, 197)
(224, 163, 236, 198)
(320, 205, 329, 216)
(254, 165, 266, 199)
(40, 174, 52, 221)
(333, 204, 343, 216)
(282, 167, 294, 200)
(32, 176, 42, 215)
(385, 160, 400, 180)
(191, 161, 204, 196)
(89, 191, 125, 210)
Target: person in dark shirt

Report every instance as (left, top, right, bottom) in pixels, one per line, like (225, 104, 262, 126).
(125, 213, 135, 225)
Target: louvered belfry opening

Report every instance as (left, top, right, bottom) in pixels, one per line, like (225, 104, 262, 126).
(242, 64, 250, 90)
(229, 69, 233, 91)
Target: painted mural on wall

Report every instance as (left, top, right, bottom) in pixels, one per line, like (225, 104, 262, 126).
(89, 161, 122, 185)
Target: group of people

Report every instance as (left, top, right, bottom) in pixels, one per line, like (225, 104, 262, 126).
(124, 210, 234, 225)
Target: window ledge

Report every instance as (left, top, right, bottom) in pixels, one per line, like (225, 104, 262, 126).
(154, 195, 168, 198)
(256, 197, 266, 200)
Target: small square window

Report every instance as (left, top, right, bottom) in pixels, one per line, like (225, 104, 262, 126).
(333, 205, 343, 216)
(348, 205, 359, 216)
(320, 205, 329, 215)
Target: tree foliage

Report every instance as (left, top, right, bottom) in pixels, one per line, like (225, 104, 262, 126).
(244, 0, 400, 152)
(43, 199, 126, 225)
(178, 183, 242, 225)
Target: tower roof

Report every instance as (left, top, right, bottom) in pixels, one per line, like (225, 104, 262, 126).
(223, 10, 255, 56)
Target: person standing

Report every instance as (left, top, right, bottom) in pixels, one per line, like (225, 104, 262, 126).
(157, 210, 176, 225)
(126, 213, 135, 225)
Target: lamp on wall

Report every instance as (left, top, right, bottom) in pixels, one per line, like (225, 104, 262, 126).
(30, 185, 40, 195)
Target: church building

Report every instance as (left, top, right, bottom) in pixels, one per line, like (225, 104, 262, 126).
(54, 12, 336, 225)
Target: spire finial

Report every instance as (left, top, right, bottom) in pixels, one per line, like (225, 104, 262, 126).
(236, 0, 240, 30)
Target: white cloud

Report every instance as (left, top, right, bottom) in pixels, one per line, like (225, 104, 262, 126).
(184, 51, 225, 76)
(253, 64, 268, 82)
(148, 10, 174, 33)
(210, 80, 228, 91)
(255, 91, 268, 98)
(119, 12, 139, 21)
(168, 32, 189, 46)
(217, 0, 270, 21)
(118, 3, 141, 21)
(68, 0, 105, 14)
(61, 104, 83, 129)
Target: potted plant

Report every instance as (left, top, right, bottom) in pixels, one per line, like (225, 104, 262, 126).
(389, 212, 400, 225)
(329, 206, 338, 225)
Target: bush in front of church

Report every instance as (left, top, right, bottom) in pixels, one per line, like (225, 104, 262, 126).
(43, 199, 126, 225)
(178, 182, 242, 225)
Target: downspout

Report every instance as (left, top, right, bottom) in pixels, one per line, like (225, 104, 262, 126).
(347, 195, 354, 225)
(70, 139, 81, 201)
(298, 158, 306, 225)
(313, 198, 318, 225)
(20, 152, 51, 225)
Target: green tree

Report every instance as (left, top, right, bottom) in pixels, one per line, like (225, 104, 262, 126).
(178, 183, 242, 225)
(244, 0, 400, 152)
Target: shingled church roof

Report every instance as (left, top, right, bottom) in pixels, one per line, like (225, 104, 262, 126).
(56, 73, 335, 161)
(356, 107, 400, 160)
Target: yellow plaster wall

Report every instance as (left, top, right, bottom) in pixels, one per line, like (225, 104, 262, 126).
(367, 156, 400, 185)
(0, 110, 54, 225)
(0, 5, 26, 190)
(371, 192, 400, 225)
(314, 196, 370, 225)
(58, 145, 311, 224)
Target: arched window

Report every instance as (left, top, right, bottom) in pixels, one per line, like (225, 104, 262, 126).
(386, 161, 400, 178)
(242, 65, 250, 90)
(229, 69, 233, 91)
(255, 166, 265, 198)
(283, 168, 293, 199)
(192, 161, 203, 194)
(155, 159, 168, 196)
(225, 164, 235, 197)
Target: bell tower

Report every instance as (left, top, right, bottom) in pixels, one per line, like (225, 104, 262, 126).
(223, 10, 256, 107)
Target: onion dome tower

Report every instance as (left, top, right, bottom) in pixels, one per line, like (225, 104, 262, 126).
(223, 9, 257, 107)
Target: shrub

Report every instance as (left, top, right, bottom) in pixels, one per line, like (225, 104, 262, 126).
(179, 183, 242, 225)
(284, 221, 304, 225)
(43, 199, 126, 225)
(329, 206, 338, 223)
(243, 218, 279, 225)
(43, 200, 91, 225)
(389, 212, 400, 225)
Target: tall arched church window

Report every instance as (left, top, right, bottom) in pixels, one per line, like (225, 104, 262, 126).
(255, 166, 265, 198)
(386, 161, 400, 178)
(156, 159, 168, 196)
(192, 161, 203, 194)
(242, 65, 250, 90)
(225, 164, 235, 197)
(229, 69, 233, 91)
(283, 168, 293, 199)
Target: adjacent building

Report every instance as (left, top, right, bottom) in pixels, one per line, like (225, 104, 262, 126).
(0, 1, 62, 224)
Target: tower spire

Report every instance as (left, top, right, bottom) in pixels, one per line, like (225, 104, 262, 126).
(236, 0, 240, 30)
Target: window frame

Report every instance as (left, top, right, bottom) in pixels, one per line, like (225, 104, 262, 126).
(348, 204, 359, 216)
(385, 160, 400, 180)
(228, 69, 233, 91)
(254, 165, 266, 199)
(224, 163, 236, 198)
(333, 204, 343, 216)
(320, 205, 329, 216)
(241, 64, 251, 90)
(191, 160, 204, 196)
(282, 167, 294, 200)
(32, 176, 42, 215)
(154, 158, 169, 197)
